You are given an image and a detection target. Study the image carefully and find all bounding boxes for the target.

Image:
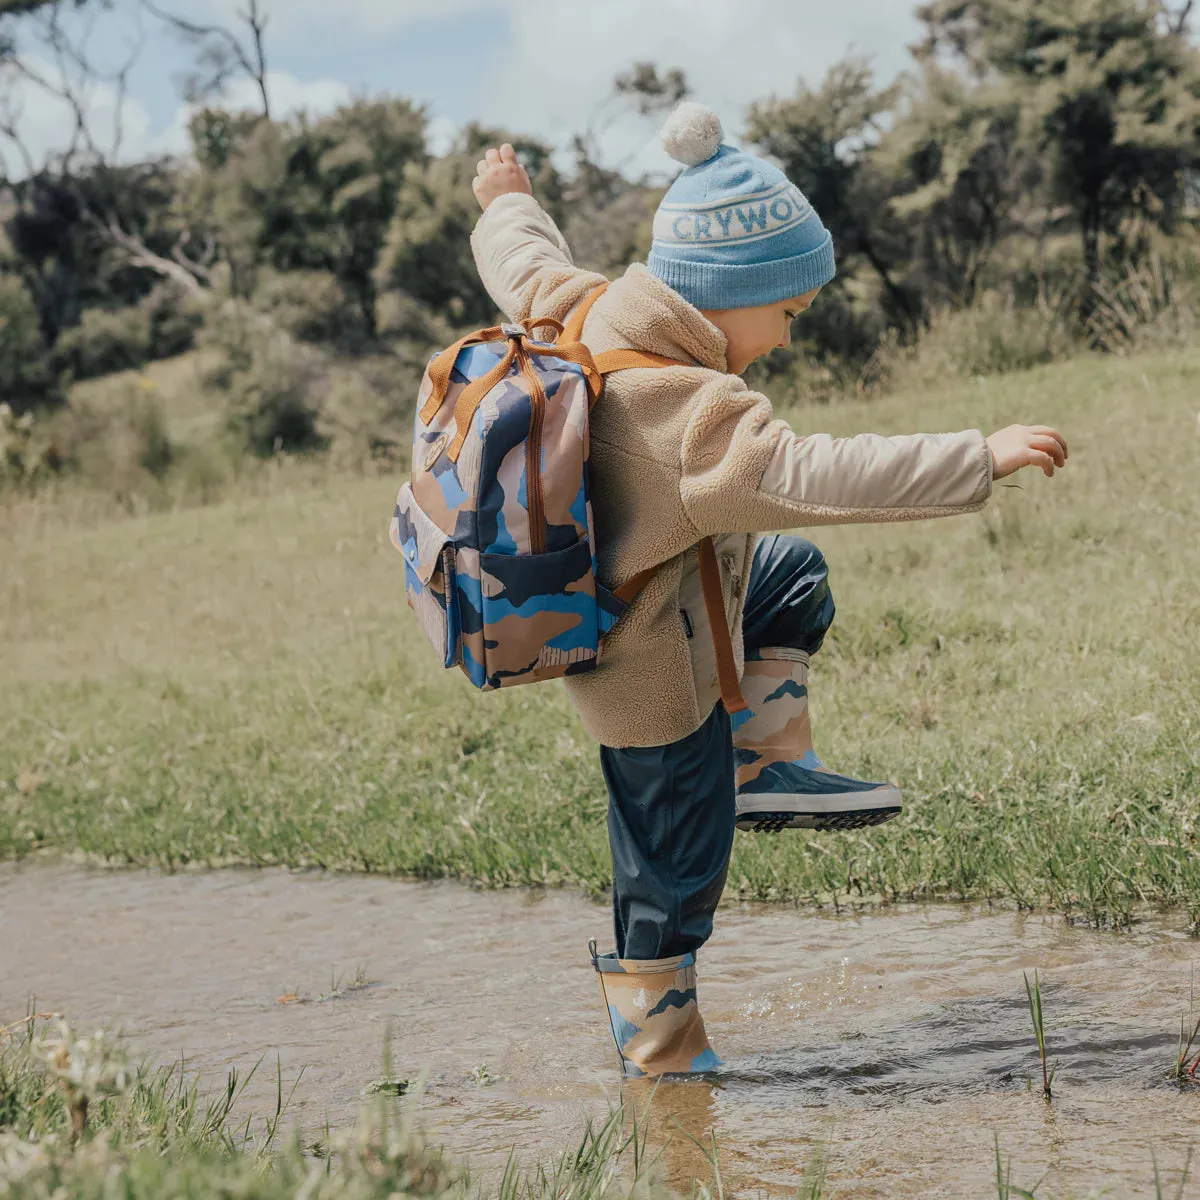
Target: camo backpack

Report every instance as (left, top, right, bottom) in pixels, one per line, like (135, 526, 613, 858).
(389, 283, 745, 711)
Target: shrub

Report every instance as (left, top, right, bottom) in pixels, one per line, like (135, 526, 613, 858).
(374, 290, 451, 347)
(1087, 245, 1200, 355)
(252, 269, 361, 348)
(43, 379, 176, 503)
(879, 290, 1082, 391)
(52, 305, 151, 381)
(142, 283, 203, 360)
(0, 275, 56, 413)
(51, 285, 203, 385)
(0, 402, 54, 489)
(200, 299, 327, 455)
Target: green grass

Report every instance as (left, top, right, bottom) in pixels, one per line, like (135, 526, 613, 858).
(2, 348, 1198, 926)
(1, 1016, 1192, 1200)
(0, 1018, 692, 1199)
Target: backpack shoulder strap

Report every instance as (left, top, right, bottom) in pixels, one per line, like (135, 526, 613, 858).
(593, 348, 689, 374)
(697, 537, 747, 714)
(608, 539, 745, 716)
(594, 357, 745, 716)
(561, 281, 610, 344)
(552, 283, 747, 715)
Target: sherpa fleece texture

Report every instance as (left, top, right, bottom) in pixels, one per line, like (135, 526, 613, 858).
(470, 193, 993, 749)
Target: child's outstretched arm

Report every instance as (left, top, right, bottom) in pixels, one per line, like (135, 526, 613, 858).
(678, 375, 1067, 537)
(469, 144, 605, 326)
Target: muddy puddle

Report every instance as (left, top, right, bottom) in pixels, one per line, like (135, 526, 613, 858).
(2, 863, 1199, 1198)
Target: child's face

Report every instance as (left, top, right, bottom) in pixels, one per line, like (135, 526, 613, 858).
(701, 289, 821, 376)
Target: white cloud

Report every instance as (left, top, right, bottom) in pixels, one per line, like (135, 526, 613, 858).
(195, 0, 498, 37)
(150, 70, 353, 157)
(0, 53, 155, 176)
(0, 58, 354, 172)
(473, 0, 921, 172)
(2, 3, 924, 178)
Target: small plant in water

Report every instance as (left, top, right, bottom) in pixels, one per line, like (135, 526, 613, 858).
(1169, 1012, 1200, 1084)
(994, 1134, 1046, 1199)
(364, 1077, 410, 1097)
(1168, 966, 1200, 1086)
(1023, 970, 1055, 1100)
(470, 1063, 498, 1087)
(276, 965, 373, 1006)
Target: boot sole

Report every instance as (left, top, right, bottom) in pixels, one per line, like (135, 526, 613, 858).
(735, 786, 903, 833)
(736, 806, 901, 833)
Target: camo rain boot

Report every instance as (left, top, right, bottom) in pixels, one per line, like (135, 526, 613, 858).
(732, 647, 902, 833)
(590, 941, 721, 1078)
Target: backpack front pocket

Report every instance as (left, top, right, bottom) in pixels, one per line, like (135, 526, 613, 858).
(390, 482, 459, 668)
(474, 538, 598, 689)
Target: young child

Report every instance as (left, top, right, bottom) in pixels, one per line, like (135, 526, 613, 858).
(468, 103, 1068, 1078)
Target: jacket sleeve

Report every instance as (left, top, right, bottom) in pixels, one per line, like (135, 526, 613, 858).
(679, 375, 993, 537)
(469, 193, 607, 326)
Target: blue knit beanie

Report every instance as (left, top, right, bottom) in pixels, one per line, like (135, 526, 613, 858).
(647, 103, 836, 311)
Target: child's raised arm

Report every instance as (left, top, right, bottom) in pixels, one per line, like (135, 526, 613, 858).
(678, 376, 1067, 538)
(469, 144, 605, 326)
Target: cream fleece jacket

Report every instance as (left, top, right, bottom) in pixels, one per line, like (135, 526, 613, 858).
(470, 193, 993, 749)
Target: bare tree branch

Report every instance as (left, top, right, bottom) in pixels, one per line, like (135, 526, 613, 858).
(171, 228, 215, 279)
(1171, 0, 1194, 34)
(0, 1, 219, 294)
(91, 212, 206, 294)
(107, 4, 147, 161)
(141, 0, 270, 118)
(0, 87, 38, 177)
(4, 51, 98, 167)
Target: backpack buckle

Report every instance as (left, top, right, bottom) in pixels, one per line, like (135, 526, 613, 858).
(501, 323, 526, 341)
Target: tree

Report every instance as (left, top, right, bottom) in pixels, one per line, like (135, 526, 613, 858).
(175, 99, 427, 338)
(0, 0, 240, 299)
(878, 64, 1032, 305)
(374, 124, 562, 326)
(141, 0, 271, 119)
(746, 58, 921, 326)
(915, 0, 1200, 295)
(268, 100, 426, 337)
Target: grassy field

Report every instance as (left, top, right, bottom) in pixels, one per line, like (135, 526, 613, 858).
(2, 348, 1198, 926)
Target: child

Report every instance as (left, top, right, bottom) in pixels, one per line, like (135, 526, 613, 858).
(468, 103, 1068, 1078)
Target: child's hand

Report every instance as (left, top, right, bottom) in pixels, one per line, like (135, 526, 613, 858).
(986, 425, 1070, 479)
(472, 144, 533, 212)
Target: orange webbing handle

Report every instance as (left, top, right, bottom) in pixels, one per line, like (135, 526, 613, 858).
(445, 338, 520, 462)
(419, 325, 505, 426)
(442, 331, 610, 463)
(528, 316, 564, 339)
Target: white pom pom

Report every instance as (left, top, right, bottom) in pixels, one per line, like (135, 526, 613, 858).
(660, 102, 724, 168)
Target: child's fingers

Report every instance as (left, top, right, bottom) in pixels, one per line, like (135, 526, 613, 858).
(1028, 448, 1055, 477)
(476, 158, 488, 178)
(1030, 425, 1069, 459)
(485, 147, 503, 167)
(499, 143, 518, 164)
(1029, 433, 1066, 468)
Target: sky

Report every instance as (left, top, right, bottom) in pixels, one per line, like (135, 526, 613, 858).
(4, 0, 924, 178)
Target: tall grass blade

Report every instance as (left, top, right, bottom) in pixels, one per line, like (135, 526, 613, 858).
(1023, 970, 1053, 1100)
